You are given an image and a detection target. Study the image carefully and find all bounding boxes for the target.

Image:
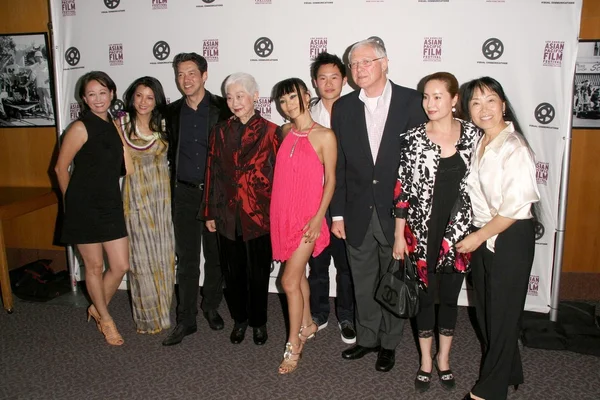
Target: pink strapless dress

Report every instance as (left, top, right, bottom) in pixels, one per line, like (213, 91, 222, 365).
(270, 124, 330, 261)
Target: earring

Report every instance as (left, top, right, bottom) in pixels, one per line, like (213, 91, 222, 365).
(503, 110, 506, 116)
(452, 106, 456, 113)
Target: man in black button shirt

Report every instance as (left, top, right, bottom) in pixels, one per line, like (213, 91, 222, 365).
(163, 52, 232, 346)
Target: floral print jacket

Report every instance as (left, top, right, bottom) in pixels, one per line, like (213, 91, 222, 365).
(392, 119, 481, 288)
(203, 111, 282, 241)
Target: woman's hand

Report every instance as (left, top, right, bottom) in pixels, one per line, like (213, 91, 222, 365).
(205, 220, 217, 233)
(456, 232, 484, 253)
(392, 235, 408, 260)
(302, 216, 322, 243)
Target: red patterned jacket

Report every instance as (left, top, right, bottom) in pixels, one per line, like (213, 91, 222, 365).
(204, 111, 282, 241)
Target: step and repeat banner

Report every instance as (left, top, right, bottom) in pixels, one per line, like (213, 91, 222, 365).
(50, 0, 582, 313)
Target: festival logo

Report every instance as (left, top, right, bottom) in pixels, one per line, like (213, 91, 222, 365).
(257, 97, 272, 120)
(64, 47, 83, 70)
(152, 0, 168, 10)
(536, 162, 549, 185)
(251, 37, 277, 62)
(543, 41, 564, 67)
(534, 221, 545, 242)
(151, 41, 171, 64)
(62, 0, 76, 16)
(109, 43, 123, 66)
(69, 102, 81, 121)
(482, 38, 504, 60)
(528, 275, 539, 296)
(423, 37, 442, 62)
(109, 99, 125, 116)
(203, 39, 219, 62)
(309, 38, 327, 60)
(102, 0, 124, 13)
(534, 102, 555, 125)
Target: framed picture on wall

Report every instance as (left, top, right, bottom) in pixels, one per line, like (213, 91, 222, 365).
(573, 39, 600, 129)
(0, 32, 56, 128)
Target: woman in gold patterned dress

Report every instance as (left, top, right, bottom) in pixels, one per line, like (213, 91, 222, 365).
(118, 76, 175, 334)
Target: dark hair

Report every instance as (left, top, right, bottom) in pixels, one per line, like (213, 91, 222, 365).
(459, 76, 523, 134)
(423, 72, 459, 98)
(123, 76, 167, 139)
(78, 71, 117, 113)
(310, 52, 346, 81)
(273, 78, 310, 115)
(172, 52, 208, 74)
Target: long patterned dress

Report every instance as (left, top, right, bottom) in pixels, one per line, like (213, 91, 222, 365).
(120, 113, 175, 334)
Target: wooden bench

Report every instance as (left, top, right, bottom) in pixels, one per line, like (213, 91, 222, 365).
(0, 187, 58, 313)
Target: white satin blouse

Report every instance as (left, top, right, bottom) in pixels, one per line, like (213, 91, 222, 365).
(466, 122, 540, 252)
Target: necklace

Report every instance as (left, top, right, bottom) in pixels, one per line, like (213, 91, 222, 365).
(289, 122, 315, 158)
(134, 123, 157, 142)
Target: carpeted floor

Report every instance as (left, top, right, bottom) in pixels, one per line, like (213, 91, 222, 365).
(1, 291, 599, 400)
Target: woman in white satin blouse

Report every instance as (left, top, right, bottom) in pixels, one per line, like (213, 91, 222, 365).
(456, 77, 539, 400)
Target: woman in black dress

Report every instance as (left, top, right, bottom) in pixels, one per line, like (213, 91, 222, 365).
(392, 72, 480, 392)
(55, 71, 130, 346)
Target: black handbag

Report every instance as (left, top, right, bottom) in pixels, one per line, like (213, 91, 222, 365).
(374, 256, 420, 319)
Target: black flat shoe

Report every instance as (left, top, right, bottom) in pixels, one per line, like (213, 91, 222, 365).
(253, 325, 268, 345)
(341, 344, 380, 360)
(414, 368, 432, 393)
(434, 355, 456, 390)
(375, 348, 395, 372)
(162, 324, 197, 346)
(230, 323, 247, 344)
(203, 310, 225, 330)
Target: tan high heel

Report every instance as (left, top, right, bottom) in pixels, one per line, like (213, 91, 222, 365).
(87, 305, 101, 332)
(299, 321, 318, 344)
(100, 320, 124, 346)
(278, 341, 302, 374)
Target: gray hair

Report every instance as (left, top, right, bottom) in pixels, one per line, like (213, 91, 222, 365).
(224, 72, 259, 96)
(349, 38, 387, 61)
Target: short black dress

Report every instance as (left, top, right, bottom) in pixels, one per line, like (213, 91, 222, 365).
(61, 112, 128, 244)
(426, 152, 466, 273)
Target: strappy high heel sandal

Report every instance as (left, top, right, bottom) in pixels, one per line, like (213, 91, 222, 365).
(100, 320, 124, 346)
(87, 305, 101, 332)
(278, 342, 302, 374)
(299, 321, 318, 344)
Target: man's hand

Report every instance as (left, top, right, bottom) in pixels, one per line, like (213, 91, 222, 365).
(331, 220, 346, 239)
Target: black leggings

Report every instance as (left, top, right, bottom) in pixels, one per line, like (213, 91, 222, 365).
(416, 272, 465, 337)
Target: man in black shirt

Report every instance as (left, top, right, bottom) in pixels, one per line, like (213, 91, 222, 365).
(162, 52, 232, 346)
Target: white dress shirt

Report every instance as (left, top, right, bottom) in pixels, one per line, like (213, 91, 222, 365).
(310, 99, 331, 129)
(359, 80, 392, 162)
(466, 121, 540, 252)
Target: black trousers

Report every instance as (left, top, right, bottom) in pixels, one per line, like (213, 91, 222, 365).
(173, 183, 223, 327)
(471, 220, 535, 400)
(308, 231, 354, 324)
(416, 272, 465, 335)
(219, 233, 272, 328)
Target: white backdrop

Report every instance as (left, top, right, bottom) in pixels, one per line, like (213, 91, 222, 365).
(49, 0, 582, 313)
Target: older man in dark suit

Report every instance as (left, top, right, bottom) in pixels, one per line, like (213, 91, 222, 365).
(330, 38, 427, 371)
(162, 52, 232, 346)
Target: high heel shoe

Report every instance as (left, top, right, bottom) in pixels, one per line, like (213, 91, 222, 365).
(299, 321, 318, 343)
(87, 305, 101, 332)
(278, 342, 302, 374)
(433, 354, 456, 390)
(100, 320, 124, 346)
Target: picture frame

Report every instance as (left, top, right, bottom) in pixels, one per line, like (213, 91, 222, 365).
(0, 32, 56, 128)
(573, 39, 600, 129)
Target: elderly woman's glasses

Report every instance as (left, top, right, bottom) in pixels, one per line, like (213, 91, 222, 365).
(347, 57, 384, 70)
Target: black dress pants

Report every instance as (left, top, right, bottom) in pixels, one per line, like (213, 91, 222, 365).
(471, 219, 535, 400)
(219, 233, 272, 328)
(308, 231, 354, 324)
(173, 183, 223, 327)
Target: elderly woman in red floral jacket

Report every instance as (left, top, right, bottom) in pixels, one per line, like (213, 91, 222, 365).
(204, 72, 281, 346)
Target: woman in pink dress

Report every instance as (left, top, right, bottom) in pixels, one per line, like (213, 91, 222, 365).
(271, 78, 337, 374)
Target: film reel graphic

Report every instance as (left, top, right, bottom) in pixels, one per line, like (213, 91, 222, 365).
(153, 41, 170, 61)
(482, 38, 504, 60)
(254, 37, 274, 58)
(110, 99, 125, 116)
(534, 103, 555, 125)
(104, 0, 120, 9)
(534, 221, 545, 241)
(202, 0, 216, 3)
(64, 47, 80, 66)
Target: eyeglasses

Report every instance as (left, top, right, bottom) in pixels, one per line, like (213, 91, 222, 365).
(347, 57, 384, 70)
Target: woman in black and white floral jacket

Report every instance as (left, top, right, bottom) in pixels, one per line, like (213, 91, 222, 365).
(392, 72, 480, 393)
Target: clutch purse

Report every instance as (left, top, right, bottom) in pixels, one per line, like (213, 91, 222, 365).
(374, 256, 420, 319)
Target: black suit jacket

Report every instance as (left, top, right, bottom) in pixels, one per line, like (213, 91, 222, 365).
(164, 90, 232, 186)
(330, 81, 427, 248)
